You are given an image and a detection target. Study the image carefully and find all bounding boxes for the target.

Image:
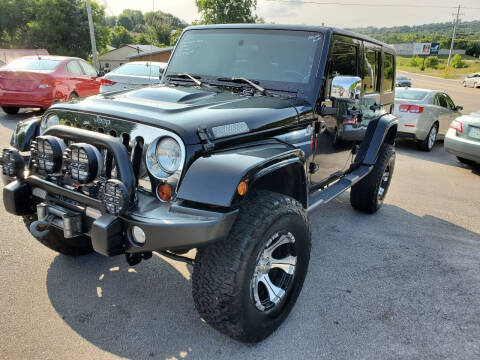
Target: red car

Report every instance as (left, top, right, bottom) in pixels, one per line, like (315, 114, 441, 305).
(0, 55, 101, 114)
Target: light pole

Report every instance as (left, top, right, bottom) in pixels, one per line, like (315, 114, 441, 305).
(86, 0, 100, 71)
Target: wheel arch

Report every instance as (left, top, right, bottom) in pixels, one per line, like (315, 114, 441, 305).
(176, 142, 307, 209)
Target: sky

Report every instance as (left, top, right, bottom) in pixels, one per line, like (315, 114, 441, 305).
(104, 0, 480, 28)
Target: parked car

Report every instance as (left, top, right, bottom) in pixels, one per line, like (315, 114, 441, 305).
(99, 61, 167, 93)
(0, 55, 100, 114)
(394, 87, 463, 151)
(395, 75, 411, 87)
(445, 111, 480, 165)
(1, 24, 398, 343)
(462, 73, 480, 88)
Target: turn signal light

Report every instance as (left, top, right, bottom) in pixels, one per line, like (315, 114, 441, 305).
(157, 183, 172, 202)
(450, 120, 463, 133)
(237, 181, 248, 196)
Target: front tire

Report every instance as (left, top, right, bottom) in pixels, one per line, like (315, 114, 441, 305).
(192, 190, 311, 342)
(23, 215, 93, 256)
(350, 143, 395, 214)
(2, 106, 20, 115)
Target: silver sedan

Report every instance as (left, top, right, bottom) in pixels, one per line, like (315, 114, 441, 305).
(462, 73, 480, 88)
(99, 61, 167, 93)
(394, 88, 463, 151)
(445, 111, 480, 165)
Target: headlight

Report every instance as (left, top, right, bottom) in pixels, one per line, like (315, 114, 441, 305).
(41, 113, 60, 131)
(146, 136, 184, 178)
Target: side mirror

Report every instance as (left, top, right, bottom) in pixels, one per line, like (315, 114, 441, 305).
(456, 105, 463, 111)
(98, 70, 105, 77)
(330, 76, 363, 101)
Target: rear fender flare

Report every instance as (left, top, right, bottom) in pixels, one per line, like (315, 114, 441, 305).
(357, 114, 398, 165)
(177, 142, 307, 208)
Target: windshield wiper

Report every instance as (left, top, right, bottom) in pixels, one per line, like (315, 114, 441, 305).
(166, 73, 202, 86)
(216, 77, 267, 95)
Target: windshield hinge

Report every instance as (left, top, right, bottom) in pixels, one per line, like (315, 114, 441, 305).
(197, 128, 214, 155)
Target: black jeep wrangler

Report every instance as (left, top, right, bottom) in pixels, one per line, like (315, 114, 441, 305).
(1, 25, 397, 342)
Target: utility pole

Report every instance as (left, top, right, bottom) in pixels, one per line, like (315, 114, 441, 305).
(86, 0, 100, 71)
(447, 5, 461, 67)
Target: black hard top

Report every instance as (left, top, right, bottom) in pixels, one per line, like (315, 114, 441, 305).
(184, 23, 395, 52)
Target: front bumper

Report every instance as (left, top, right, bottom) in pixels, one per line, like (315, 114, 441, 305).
(3, 178, 238, 256)
(444, 128, 480, 163)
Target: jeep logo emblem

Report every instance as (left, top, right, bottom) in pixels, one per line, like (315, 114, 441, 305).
(94, 116, 111, 127)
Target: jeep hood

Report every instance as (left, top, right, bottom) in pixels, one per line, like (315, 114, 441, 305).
(50, 86, 307, 145)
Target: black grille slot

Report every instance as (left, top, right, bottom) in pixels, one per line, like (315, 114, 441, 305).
(131, 137, 144, 186)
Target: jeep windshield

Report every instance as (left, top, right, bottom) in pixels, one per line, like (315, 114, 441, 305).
(165, 28, 324, 95)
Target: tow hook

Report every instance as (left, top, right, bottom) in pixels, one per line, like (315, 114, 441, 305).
(29, 215, 55, 238)
(125, 251, 152, 266)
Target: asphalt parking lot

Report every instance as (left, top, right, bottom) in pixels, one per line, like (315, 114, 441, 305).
(0, 76, 479, 360)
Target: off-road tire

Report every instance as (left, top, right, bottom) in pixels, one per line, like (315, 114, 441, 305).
(418, 123, 438, 152)
(23, 215, 94, 256)
(2, 106, 20, 115)
(192, 190, 311, 343)
(350, 143, 395, 214)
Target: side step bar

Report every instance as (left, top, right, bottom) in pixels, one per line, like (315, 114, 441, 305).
(307, 165, 373, 213)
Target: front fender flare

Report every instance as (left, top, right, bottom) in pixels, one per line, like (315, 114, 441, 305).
(10, 117, 41, 151)
(177, 142, 306, 208)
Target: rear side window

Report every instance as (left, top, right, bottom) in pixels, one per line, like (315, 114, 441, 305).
(66, 61, 84, 75)
(395, 89, 428, 100)
(443, 94, 455, 109)
(79, 61, 97, 76)
(329, 41, 358, 76)
(363, 47, 380, 93)
(4, 58, 61, 71)
(435, 94, 448, 108)
(382, 53, 394, 92)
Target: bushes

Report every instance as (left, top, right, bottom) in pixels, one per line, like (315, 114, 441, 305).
(451, 54, 467, 68)
(425, 56, 439, 69)
(407, 56, 423, 67)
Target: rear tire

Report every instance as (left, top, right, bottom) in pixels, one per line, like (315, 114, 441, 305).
(418, 123, 438, 152)
(350, 143, 395, 214)
(23, 215, 93, 256)
(192, 190, 311, 342)
(2, 106, 20, 115)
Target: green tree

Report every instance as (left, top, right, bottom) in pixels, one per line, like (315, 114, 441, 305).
(135, 33, 150, 45)
(407, 57, 422, 67)
(110, 25, 134, 48)
(120, 9, 144, 26)
(170, 29, 183, 46)
(0, 0, 35, 47)
(103, 15, 117, 28)
(133, 24, 147, 33)
(145, 11, 171, 45)
(195, 0, 259, 24)
(117, 14, 133, 31)
(23, 0, 109, 59)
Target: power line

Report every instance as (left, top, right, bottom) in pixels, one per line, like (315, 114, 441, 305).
(262, 0, 480, 10)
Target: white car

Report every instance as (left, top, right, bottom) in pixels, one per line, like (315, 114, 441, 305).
(99, 61, 167, 93)
(462, 73, 480, 88)
(394, 87, 463, 151)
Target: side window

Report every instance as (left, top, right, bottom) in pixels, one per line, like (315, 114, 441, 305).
(444, 94, 455, 109)
(381, 53, 394, 92)
(435, 94, 448, 108)
(66, 61, 84, 75)
(363, 47, 380, 93)
(79, 61, 97, 77)
(329, 41, 358, 77)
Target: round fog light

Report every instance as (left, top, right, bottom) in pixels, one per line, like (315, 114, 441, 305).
(132, 226, 146, 244)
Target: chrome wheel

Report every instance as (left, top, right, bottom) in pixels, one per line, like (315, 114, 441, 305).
(428, 125, 437, 150)
(251, 231, 297, 312)
(378, 165, 390, 200)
